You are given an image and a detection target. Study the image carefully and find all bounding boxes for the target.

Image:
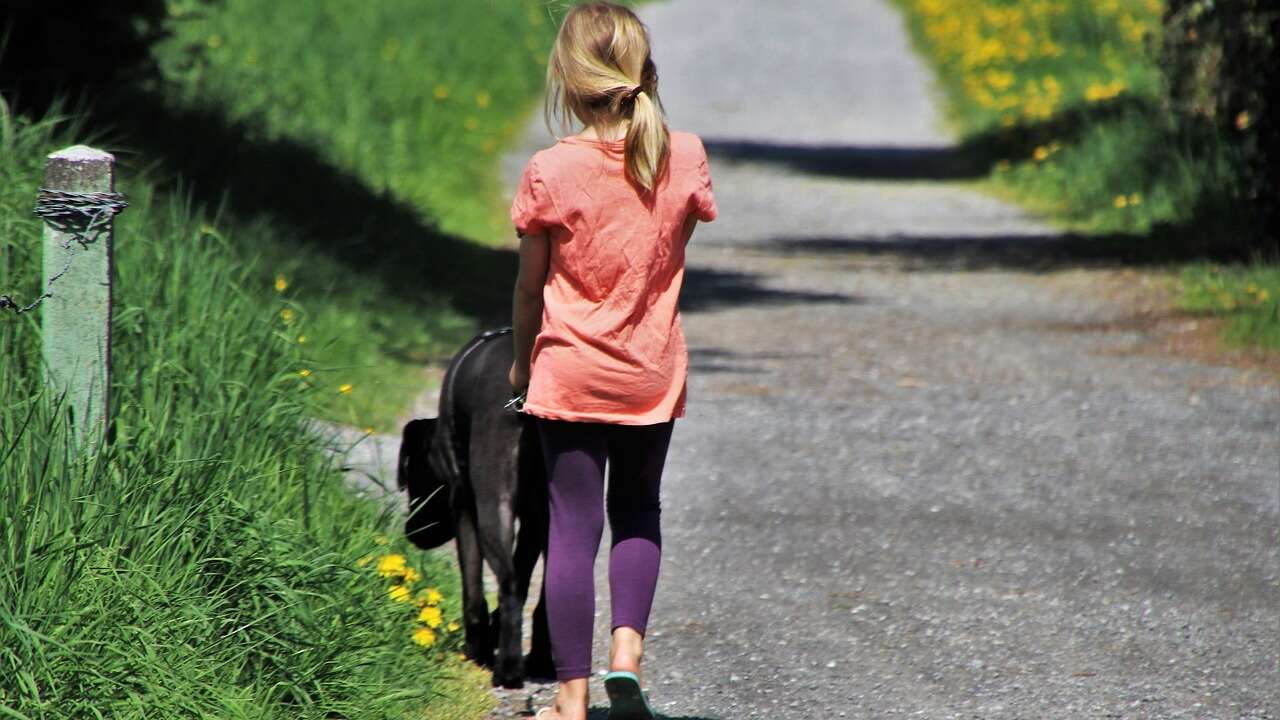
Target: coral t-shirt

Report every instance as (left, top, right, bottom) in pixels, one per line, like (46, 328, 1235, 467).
(510, 129, 718, 425)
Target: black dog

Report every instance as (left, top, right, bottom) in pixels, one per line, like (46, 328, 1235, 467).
(396, 327, 555, 688)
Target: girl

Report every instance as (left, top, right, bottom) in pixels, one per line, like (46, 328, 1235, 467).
(507, 3, 717, 719)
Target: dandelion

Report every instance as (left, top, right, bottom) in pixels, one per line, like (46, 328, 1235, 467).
(375, 535, 390, 545)
(297, 335, 307, 344)
(299, 368, 312, 378)
(446, 621, 461, 632)
(377, 554, 407, 577)
(274, 274, 288, 293)
(1258, 290, 1271, 302)
(402, 566, 421, 584)
(206, 34, 223, 49)
(280, 307, 295, 324)
(1236, 111, 1252, 131)
(1113, 195, 1128, 209)
(475, 91, 492, 108)
(412, 627, 437, 647)
(434, 84, 450, 100)
(389, 584, 412, 603)
(1032, 146, 1050, 162)
(418, 606, 443, 628)
(356, 554, 374, 568)
(1128, 193, 1142, 206)
(339, 383, 354, 395)
(421, 587, 444, 606)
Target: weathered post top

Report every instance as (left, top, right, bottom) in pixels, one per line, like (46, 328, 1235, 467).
(46, 146, 116, 193)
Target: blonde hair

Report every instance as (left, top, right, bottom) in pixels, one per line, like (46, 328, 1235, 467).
(544, 1, 670, 194)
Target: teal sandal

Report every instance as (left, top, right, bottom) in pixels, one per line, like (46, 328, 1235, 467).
(603, 670, 657, 720)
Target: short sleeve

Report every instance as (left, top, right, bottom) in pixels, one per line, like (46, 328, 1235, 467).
(510, 157, 559, 237)
(691, 139, 718, 222)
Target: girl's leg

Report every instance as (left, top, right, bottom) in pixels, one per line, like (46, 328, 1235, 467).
(536, 417, 609, 683)
(604, 420, 675, 653)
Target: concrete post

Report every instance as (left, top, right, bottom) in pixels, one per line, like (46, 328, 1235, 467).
(40, 145, 117, 456)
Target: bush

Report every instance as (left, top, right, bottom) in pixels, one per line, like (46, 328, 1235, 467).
(1161, 0, 1280, 253)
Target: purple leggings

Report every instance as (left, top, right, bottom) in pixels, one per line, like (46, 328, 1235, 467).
(535, 416, 674, 681)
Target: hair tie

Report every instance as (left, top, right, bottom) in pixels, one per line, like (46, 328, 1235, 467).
(625, 85, 644, 103)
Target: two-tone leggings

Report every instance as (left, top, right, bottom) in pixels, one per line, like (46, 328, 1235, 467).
(535, 416, 674, 682)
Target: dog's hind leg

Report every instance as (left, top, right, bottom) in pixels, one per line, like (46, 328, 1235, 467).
(472, 444, 528, 688)
(452, 485, 494, 669)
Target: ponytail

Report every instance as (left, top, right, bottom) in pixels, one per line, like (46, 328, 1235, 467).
(545, 2, 671, 195)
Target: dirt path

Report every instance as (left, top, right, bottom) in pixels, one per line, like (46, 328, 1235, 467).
(324, 1, 1277, 717)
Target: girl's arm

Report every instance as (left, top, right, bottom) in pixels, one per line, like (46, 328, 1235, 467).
(509, 230, 550, 392)
(682, 214, 699, 247)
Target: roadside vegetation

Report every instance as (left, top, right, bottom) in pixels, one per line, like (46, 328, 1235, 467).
(892, 0, 1279, 352)
(0, 111, 490, 718)
(1, 0, 600, 715)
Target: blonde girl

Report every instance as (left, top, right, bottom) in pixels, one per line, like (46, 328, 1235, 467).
(507, 2, 717, 719)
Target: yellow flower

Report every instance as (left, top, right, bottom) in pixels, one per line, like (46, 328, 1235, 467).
(1258, 290, 1271, 302)
(297, 335, 307, 344)
(280, 307, 295, 324)
(446, 621, 461, 632)
(356, 554, 374, 568)
(388, 584, 412, 603)
(418, 606, 443, 628)
(412, 627, 436, 647)
(433, 84, 450, 100)
(377, 554, 407, 577)
(1235, 111, 1252, 131)
(206, 34, 223, 49)
(1032, 146, 1049, 162)
(422, 587, 444, 606)
(475, 91, 491, 108)
(274, 274, 288, 292)
(1128, 193, 1142, 206)
(402, 566, 421, 584)
(1113, 195, 1128, 209)
(995, 159, 1011, 172)
(339, 383, 354, 395)
(299, 368, 312, 378)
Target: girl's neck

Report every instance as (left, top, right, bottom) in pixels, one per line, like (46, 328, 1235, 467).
(578, 119, 631, 142)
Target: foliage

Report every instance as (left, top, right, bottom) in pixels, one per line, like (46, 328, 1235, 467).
(1175, 261, 1280, 349)
(0, 109, 473, 719)
(1160, 0, 1279, 250)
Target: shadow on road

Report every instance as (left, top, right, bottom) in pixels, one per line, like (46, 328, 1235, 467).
(681, 266, 862, 311)
(712, 230, 1226, 272)
(704, 139, 986, 180)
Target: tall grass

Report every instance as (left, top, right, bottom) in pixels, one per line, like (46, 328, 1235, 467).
(1, 110, 476, 719)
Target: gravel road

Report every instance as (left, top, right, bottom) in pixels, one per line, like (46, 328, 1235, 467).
(327, 1, 1279, 717)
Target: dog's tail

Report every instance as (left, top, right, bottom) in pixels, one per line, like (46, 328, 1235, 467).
(399, 418, 455, 550)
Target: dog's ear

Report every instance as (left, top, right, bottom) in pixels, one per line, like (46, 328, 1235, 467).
(397, 418, 436, 493)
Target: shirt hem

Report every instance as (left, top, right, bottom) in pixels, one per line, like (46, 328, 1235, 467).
(521, 402, 682, 425)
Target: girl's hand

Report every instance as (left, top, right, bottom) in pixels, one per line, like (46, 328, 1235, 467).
(509, 362, 530, 393)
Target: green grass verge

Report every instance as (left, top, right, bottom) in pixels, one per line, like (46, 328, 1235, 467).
(1175, 262, 1280, 349)
(891, 0, 1277, 349)
(1, 109, 485, 719)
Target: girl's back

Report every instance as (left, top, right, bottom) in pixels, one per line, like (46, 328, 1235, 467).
(511, 129, 717, 424)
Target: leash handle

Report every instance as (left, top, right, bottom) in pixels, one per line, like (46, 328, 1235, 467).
(504, 390, 527, 413)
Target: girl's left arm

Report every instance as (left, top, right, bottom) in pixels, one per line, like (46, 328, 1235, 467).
(510, 230, 550, 392)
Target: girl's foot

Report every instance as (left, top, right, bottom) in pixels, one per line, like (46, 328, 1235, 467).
(609, 626, 646, 686)
(537, 678, 589, 720)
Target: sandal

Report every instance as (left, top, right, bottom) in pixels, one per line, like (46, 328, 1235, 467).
(604, 670, 657, 720)
(535, 708, 555, 720)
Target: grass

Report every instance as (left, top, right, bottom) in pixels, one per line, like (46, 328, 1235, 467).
(891, 0, 1277, 349)
(76, 0, 573, 432)
(1, 107, 489, 719)
(1175, 262, 1280, 349)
